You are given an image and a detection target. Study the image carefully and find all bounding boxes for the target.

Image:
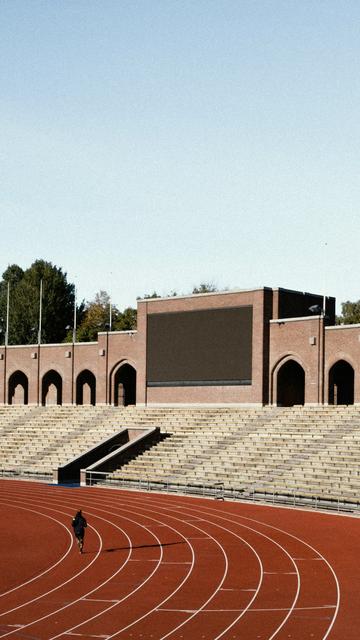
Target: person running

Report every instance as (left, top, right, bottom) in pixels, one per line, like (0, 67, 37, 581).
(71, 509, 87, 553)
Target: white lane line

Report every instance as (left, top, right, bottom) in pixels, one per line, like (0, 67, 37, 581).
(264, 571, 297, 575)
(0, 482, 332, 640)
(129, 558, 158, 562)
(64, 634, 109, 638)
(51, 490, 240, 640)
(116, 494, 304, 640)
(87, 493, 264, 640)
(160, 561, 192, 565)
(0, 515, 102, 618)
(82, 599, 120, 603)
(158, 604, 336, 613)
(151, 501, 300, 640)
(174, 499, 341, 640)
(49, 500, 194, 640)
(0, 501, 74, 599)
(0, 486, 192, 640)
(0, 498, 135, 639)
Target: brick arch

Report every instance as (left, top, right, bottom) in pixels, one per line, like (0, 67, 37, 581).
(76, 369, 96, 406)
(271, 354, 306, 407)
(41, 369, 63, 406)
(328, 359, 354, 405)
(109, 360, 136, 406)
(8, 370, 29, 405)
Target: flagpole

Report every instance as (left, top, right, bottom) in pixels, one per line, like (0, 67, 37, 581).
(73, 287, 77, 343)
(5, 282, 9, 346)
(38, 279, 43, 345)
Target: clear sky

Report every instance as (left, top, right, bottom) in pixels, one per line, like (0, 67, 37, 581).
(1, 1, 359, 312)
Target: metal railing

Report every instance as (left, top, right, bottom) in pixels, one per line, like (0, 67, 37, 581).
(0, 468, 52, 482)
(84, 470, 360, 514)
(1, 465, 358, 514)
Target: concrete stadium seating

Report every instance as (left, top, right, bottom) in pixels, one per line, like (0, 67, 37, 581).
(1, 405, 360, 502)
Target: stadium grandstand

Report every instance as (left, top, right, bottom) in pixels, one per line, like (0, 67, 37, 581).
(1, 286, 360, 512)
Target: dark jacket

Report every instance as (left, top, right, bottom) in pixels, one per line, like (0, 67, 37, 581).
(72, 513, 87, 536)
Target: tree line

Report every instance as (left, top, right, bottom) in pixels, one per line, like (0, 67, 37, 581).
(0, 260, 220, 345)
(2, 260, 356, 345)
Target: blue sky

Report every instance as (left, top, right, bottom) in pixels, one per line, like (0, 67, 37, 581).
(1, 1, 359, 312)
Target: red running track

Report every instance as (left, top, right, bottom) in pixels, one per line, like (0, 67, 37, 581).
(0, 479, 359, 639)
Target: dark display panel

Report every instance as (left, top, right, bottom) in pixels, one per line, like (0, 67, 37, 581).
(147, 306, 253, 386)
(277, 289, 336, 324)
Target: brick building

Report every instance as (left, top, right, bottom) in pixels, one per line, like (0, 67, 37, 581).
(0, 287, 357, 407)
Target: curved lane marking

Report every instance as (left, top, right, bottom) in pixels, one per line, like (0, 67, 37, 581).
(0, 501, 73, 599)
(108, 494, 298, 640)
(67, 493, 265, 640)
(171, 498, 340, 640)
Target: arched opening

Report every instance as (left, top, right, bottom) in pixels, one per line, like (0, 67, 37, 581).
(76, 370, 96, 405)
(277, 360, 305, 407)
(328, 360, 354, 405)
(114, 364, 136, 406)
(8, 371, 29, 405)
(42, 370, 62, 406)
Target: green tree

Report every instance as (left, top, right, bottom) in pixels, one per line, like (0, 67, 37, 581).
(192, 282, 219, 294)
(0, 260, 76, 345)
(137, 291, 161, 300)
(113, 306, 137, 331)
(76, 291, 137, 340)
(337, 300, 360, 325)
(0, 264, 24, 340)
(76, 290, 112, 342)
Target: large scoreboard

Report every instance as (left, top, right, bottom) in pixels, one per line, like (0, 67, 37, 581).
(146, 306, 253, 387)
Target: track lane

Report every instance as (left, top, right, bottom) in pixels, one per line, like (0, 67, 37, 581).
(0, 481, 357, 639)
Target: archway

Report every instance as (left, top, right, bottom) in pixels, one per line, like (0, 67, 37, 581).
(328, 360, 354, 405)
(76, 370, 96, 405)
(42, 370, 62, 405)
(8, 371, 29, 405)
(113, 363, 136, 406)
(277, 360, 305, 406)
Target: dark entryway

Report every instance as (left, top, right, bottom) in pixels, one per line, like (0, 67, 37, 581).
(114, 364, 136, 406)
(8, 371, 29, 405)
(277, 360, 305, 406)
(76, 370, 96, 405)
(328, 360, 354, 405)
(42, 370, 62, 405)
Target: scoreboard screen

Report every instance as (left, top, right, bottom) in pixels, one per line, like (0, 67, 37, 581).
(146, 306, 253, 386)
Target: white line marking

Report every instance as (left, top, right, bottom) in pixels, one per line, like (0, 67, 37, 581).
(0, 501, 74, 599)
(64, 634, 109, 638)
(129, 558, 158, 562)
(264, 571, 297, 575)
(175, 499, 341, 640)
(158, 604, 336, 613)
(82, 599, 120, 603)
(50, 500, 195, 640)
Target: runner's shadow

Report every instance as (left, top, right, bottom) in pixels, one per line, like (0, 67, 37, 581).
(104, 541, 184, 553)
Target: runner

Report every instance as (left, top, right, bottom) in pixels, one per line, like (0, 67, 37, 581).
(71, 509, 87, 553)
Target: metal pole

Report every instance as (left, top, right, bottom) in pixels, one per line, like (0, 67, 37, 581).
(38, 279, 43, 345)
(36, 280, 43, 406)
(5, 282, 9, 346)
(73, 287, 77, 343)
